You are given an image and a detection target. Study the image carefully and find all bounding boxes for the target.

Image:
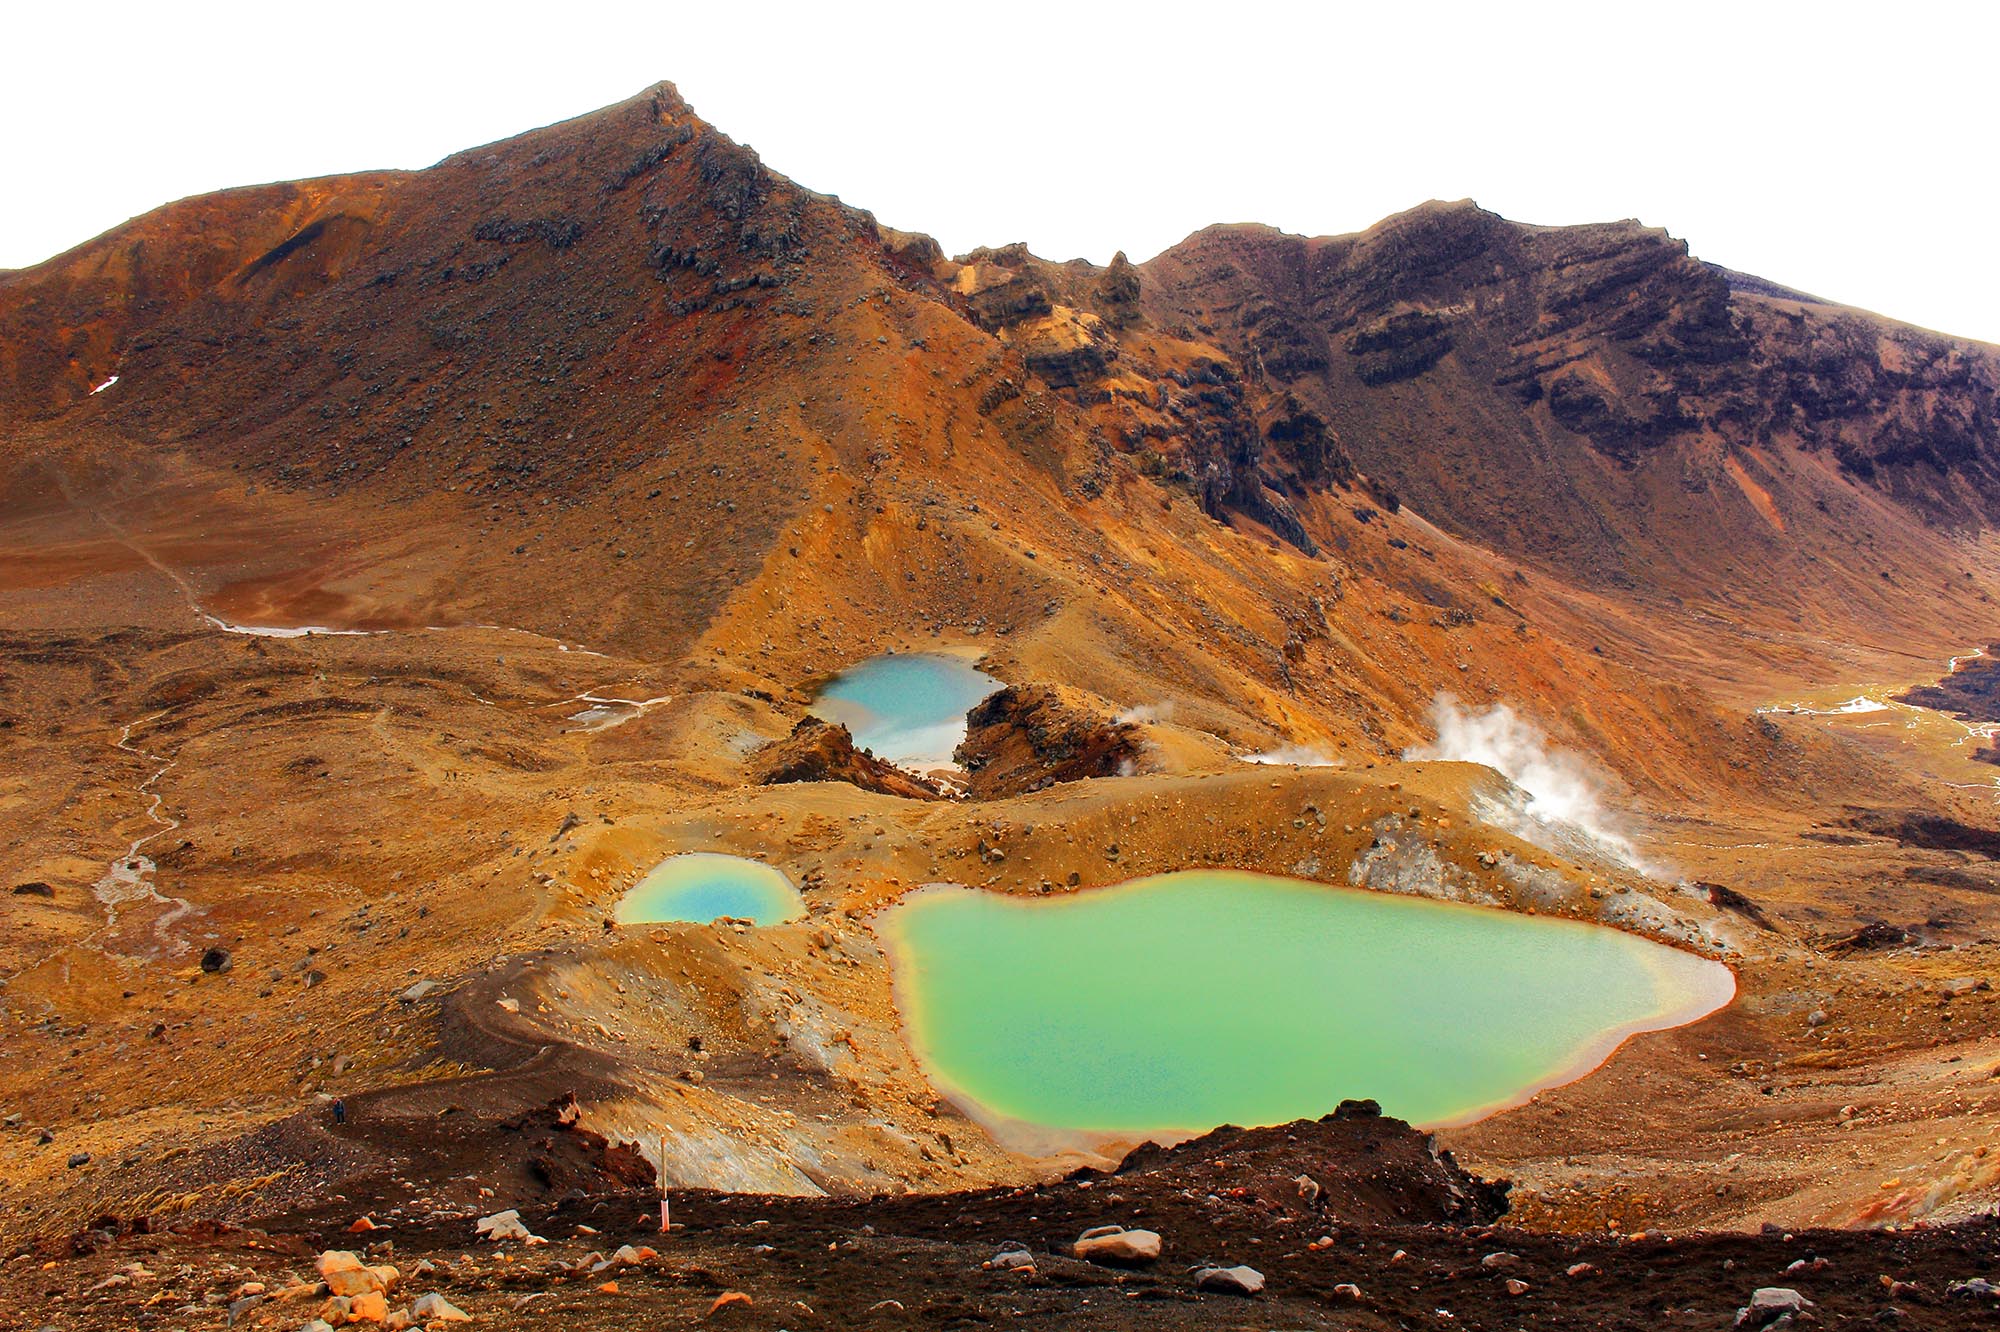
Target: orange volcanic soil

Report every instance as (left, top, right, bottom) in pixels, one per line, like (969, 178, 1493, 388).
(1, 82, 1997, 1329)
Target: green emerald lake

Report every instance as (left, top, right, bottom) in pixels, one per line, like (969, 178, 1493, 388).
(880, 870, 1733, 1141)
(615, 853, 804, 926)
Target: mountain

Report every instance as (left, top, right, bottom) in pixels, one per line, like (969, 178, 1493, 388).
(2, 82, 1998, 1299)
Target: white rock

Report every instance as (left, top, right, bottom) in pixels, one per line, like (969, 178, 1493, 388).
(473, 1209, 541, 1244)
(1736, 1287, 1813, 1327)
(1072, 1226, 1161, 1265)
(411, 1292, 472, 1322)
(1194, 1265, 1265, 1296)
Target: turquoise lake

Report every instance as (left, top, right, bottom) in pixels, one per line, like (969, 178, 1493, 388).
(810, 653, 1003, 772)
(880, 870, 1734, 1143)
(615, 854, 804, 926)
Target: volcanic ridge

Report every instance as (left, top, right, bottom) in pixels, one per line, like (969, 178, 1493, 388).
(1, 82, 1997, 1328)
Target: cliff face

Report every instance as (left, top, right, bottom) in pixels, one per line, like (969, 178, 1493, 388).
(1130, 202, 2000, 589)
(8, 88, 1995, 604)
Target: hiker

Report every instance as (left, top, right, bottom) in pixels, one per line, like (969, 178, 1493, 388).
(332, 1098, 346, 1126)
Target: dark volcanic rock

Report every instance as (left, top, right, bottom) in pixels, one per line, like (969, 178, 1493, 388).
(1701, 881, 1776, 931)
(1844, 807, 2000, 859)
(1347, 309, 1454, 385)
(954, 685, 1144, 799)
(1825, 920, 1911, 954)
(1138, 199, 2000, 585)
(755, 716, 944, 801)
(1895, 649, 2000, 722)
(1103, 1107, 1509, 1228)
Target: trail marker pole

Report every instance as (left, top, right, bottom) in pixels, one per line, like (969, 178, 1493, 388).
(668, 1136, 684, 1232)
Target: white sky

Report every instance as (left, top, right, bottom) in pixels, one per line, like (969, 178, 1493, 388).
(4, 1, 1996, 343)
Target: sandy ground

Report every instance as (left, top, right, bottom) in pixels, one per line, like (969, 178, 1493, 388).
(0, 438, 1996, 1332)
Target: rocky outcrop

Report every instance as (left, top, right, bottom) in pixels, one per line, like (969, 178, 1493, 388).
(1104, 1102, 1511, 1227)
(954, 685, 1143, 798)
(755, 717, 944, 800)
(1013, 307, 1115, 389)
(1843, 807, 2000, 858)
(1137, 199, 2000, 583)
(1895, 650, 2000, 721)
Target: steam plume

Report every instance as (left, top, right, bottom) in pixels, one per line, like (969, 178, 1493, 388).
(1405, 695, 1647, 872)
(1240, 744, 1336, 767)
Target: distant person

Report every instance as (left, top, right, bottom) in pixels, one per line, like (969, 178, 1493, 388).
(332, 1098, 346, 1126)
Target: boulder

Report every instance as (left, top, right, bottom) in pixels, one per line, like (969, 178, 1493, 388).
(1072, 1225, 1161, 1265)
(473, 1209, 541, 1244)
(316, 1250, 363, 1276)
(755, 716, 943, 800)
(954, 684, 1144, 799)
(1194, 1265, 1265, 1296)
(325, 1268, 381, 1298)
(410, 1292, 472, 1322)
(346, 1291, 388, 1323)
(989, 1247, 1035, 1270)
(1736, 1288, 1812, 1327)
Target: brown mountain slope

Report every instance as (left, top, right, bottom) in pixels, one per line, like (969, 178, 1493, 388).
(3, 84, 2000, 1255)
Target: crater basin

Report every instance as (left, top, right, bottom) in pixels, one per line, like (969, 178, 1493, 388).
(615, 853, 804, 926)
(810, 652, 1002, 773)
(879, 870, 1734, 1144)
